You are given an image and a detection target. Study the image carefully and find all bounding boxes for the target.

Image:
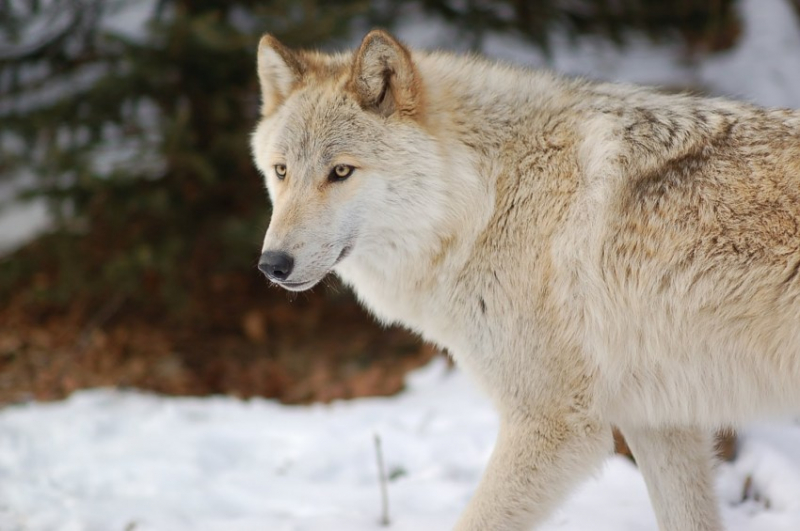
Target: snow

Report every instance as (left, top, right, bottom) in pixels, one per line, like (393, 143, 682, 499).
(700, 0, 800, 108)
(0, 170, 50, 255)
(1, 358, 800, 530)
(101, 0, 160, 43)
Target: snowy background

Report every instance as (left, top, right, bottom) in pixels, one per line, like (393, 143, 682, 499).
(1, 0, 800, 529)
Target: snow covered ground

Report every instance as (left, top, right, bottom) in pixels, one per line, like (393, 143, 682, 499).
(1, 358, 800, 531)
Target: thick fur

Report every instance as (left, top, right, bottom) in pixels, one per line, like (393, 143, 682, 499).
(251, 30, 800, 531)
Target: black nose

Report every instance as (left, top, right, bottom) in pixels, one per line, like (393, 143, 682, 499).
(259, 251, 294, 281)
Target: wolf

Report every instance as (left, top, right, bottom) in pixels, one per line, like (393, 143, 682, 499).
(250, 29, 800, 531)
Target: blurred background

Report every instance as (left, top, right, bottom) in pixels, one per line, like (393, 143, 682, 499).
(1, 0, 799, 407)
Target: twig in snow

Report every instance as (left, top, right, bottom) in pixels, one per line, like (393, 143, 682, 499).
(374, 433, 391, 526)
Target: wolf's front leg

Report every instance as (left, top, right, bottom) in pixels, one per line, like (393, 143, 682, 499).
(454, 412, 612, 531)
(621, 425, 722, 531)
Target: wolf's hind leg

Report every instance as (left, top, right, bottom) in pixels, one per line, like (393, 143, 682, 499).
(454, 412, 611, 531)
(621, 425, 723, 531)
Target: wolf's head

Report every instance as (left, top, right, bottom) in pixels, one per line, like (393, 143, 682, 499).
(252, 30, 454, 292)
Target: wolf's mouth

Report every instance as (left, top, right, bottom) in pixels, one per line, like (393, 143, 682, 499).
(275, 279, 317, 291)
(272, 244, 353, 292)
(333, 244, 353, 266)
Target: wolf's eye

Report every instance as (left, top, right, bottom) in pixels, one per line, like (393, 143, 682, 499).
(328, 164, 355, 183)
(274, 164, 287, 180)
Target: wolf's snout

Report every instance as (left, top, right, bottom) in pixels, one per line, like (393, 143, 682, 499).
(259, 250, 294, 281)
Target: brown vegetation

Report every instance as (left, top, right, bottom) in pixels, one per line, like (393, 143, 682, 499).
(0, 277, 435, 406)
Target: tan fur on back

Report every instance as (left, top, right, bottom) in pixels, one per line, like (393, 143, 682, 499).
(252, 30, 800, 531)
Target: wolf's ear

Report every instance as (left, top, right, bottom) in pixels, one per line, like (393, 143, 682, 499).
(348, 30, 422, 119)
(257, 35, 305, 115)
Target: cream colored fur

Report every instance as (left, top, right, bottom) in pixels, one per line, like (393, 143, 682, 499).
(251, 30, 800, 531)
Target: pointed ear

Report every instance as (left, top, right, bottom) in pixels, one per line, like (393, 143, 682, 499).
(348, 30, 423, 119)
(257, 35, 305, 115)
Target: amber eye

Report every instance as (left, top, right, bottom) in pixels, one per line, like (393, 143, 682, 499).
(328, 164, 355, 182)
(274, 164, 287, 180)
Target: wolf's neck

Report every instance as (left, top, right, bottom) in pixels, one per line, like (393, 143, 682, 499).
(415, 52, 578, 157)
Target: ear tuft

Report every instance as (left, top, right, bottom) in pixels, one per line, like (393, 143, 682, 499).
(348, 30, 422, 119)
(257, 35, 305, 115)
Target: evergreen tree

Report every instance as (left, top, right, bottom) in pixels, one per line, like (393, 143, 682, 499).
(0, 0, 369, 318)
